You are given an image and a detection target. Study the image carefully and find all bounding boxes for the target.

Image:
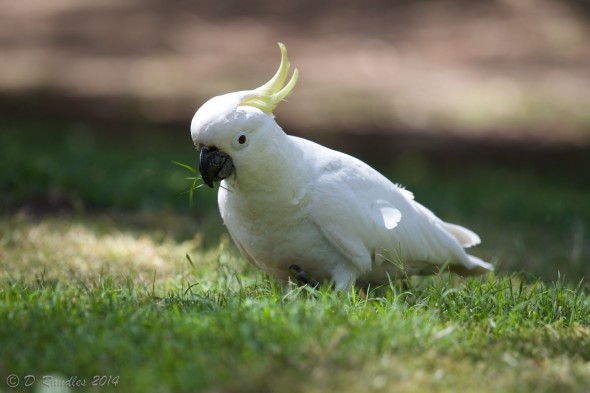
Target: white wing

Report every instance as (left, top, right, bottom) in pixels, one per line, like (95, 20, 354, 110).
(296, 137, 491, 286)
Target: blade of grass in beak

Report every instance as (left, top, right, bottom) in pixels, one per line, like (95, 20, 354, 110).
(172, 160, 197, 173)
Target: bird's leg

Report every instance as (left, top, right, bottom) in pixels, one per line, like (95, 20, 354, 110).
(289, 264, 320, 288)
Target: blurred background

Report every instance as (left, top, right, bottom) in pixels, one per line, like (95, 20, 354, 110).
(2, 0, 590, 137)
(1, 0, 589, 282)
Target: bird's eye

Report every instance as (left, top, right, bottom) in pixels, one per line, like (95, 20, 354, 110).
(232, 132, 249, 149)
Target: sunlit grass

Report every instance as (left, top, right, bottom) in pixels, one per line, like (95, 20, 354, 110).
(0, 214, 240, 292)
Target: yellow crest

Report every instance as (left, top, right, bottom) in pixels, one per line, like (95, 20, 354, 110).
(240, 43, 299, 115)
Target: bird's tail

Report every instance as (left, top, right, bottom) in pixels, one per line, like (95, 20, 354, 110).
(450, 254, 494, 276)
(467, 254, 494, 275)
(444, 222, 481, 248)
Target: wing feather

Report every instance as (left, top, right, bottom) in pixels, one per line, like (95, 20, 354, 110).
(297, 136, 488, 278)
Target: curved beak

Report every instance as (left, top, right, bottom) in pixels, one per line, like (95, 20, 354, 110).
(199, 146, 235, 188)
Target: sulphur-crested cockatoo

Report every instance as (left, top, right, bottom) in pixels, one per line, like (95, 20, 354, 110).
(191, 43, 492, 290)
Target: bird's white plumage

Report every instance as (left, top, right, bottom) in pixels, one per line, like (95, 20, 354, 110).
(190, 44, 492, 290)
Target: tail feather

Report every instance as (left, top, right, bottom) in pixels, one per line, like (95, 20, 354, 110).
(465, 255, 494, 275)
(444, 223, 481, 248)
(449, 255, 493, 276)
(468, 254, 493, 271)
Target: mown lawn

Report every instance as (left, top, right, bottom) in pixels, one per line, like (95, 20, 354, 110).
(0, 121, 589, 392)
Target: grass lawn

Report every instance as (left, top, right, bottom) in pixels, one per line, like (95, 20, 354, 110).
(0, 120, 589, 392)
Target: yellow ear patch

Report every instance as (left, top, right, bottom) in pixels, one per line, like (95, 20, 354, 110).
(240, 43, 299, 115)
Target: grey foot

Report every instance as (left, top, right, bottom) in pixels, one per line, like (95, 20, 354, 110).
(289, 264, 320, 288)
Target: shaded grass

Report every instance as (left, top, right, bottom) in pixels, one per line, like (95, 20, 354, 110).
(388, 153, 590, 281)
(0, 121, 216, 213)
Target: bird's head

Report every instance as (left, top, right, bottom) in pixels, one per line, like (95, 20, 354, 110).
(190, 43, 299, 188)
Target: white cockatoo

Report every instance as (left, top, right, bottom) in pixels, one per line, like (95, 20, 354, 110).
(191, 43, 492, 290)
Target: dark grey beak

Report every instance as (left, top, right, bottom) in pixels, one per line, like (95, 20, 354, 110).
(199, 146, 235, 188)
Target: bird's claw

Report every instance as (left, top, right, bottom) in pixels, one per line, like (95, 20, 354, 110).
(289, 264, 320, 288)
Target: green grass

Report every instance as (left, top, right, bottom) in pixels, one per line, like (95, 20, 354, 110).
(0, 120, 589, 392)
(1, 266, 589, 393)
(0, 120, 216, 213)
